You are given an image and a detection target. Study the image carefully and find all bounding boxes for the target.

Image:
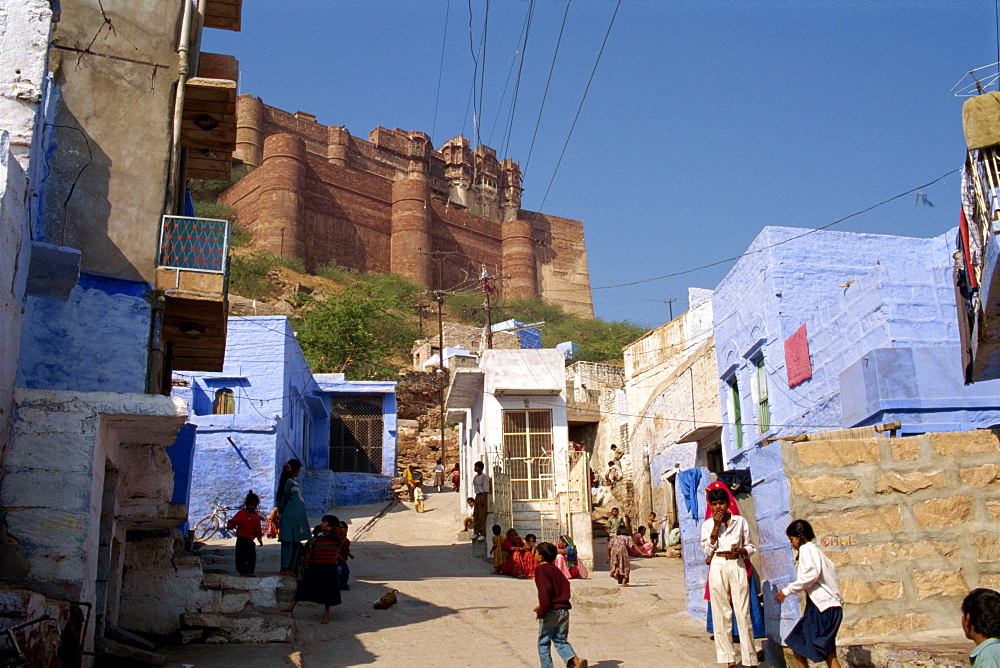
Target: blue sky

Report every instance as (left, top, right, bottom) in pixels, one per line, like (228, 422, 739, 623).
(204, 1, 997, 327)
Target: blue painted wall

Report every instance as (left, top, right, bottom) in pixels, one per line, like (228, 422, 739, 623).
(173, 317, 397, 525)
(16, 272, 151, 393)
(493, 319, 541, 349)
(704, 225, 1000, 642)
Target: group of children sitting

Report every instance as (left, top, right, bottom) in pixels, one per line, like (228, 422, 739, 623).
(224, 490, 355, 625)
(489, 525, 588, 581)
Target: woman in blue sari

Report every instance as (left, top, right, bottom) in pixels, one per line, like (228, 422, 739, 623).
(277, 459, 311, 576)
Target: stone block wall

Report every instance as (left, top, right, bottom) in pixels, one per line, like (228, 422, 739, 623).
(301, 470, 392, 513)
(781, 429, 1000, 639)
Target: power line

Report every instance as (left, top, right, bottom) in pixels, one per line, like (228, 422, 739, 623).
(487, 5, 533, 146)
(431, 0, 451, 142)
(466, 0, 481, 142)
(478, 0, 490, 152)
(501, 0, 536, 160)
(538, 0, 622, 209)
(544, 168, 961, 293)
(524, 0, 570, 177)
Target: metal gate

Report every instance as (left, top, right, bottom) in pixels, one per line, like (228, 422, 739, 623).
(329, 397, 383, 474)
(490, 462, 513, 535)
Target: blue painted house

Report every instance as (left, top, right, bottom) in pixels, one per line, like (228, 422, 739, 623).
(693, 225, 1000, 644)
(171, 316, 397, 527)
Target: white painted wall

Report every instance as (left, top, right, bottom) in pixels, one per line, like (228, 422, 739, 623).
(0, 0, 52, 168)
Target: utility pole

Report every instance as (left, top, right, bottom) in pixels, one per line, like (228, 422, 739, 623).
(481, 266, 495, 349)
(435, 289, 446, 464)
(664, 298, 677, 321)
(418, 248, 461, 466)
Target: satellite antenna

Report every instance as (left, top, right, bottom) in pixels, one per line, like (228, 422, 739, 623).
(951, 63, 1000, 97)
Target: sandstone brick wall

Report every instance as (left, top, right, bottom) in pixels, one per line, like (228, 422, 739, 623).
(410, 322, 520, 370)
(783, 429, 1000, 638)
(224, 96, 593, 316)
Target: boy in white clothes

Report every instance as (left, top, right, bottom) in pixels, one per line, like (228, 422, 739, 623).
(471, 461, 491, 541)
(701, 486, 758, 667)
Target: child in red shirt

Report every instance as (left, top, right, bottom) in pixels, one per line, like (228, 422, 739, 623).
(227, 490, 264, 576)
(533, 542, 587, 668)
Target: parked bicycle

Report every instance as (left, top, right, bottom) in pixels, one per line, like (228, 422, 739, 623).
(193, 498, 266, 542)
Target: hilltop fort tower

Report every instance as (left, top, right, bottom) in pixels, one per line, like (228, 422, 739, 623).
(223, 95, 593, 317)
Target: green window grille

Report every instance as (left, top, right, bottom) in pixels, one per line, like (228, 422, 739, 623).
(728, 377, 743, 449)
(754, 355, 771, 433)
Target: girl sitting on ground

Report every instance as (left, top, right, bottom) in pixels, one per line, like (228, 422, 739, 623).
(499, 529, 531, 578)
(554, 535, 588, 579)
(629, 526, 655, 558)
(521, 534, 538, 579)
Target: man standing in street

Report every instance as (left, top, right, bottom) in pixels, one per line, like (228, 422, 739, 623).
(471, 460, 491, 541)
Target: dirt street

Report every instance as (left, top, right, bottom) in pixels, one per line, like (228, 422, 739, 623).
(164, 490, 720, 667)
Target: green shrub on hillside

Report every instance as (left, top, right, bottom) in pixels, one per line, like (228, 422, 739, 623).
(445, 294, 646, 364)
(296, 281, 420, 380)
(189, 166, 251, 202)
(228, 253, 281, 301)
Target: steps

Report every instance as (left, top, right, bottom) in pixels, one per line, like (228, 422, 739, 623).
(178, 553, 296, 644)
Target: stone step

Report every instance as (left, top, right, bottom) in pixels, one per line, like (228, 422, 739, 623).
(841, 641, 969, 668)
(198, 573, 296, 611)
(180, 611, 294, 644)
(94, 638, 165, 665)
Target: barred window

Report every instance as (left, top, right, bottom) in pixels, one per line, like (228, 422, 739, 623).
(329, 397, 383, 474)
(502, 409, 553, 501)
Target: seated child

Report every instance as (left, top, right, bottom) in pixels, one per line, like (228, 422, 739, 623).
(462, 497, 476, 531)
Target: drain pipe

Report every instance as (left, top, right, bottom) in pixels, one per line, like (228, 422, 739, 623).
(165, 0, 205, 215)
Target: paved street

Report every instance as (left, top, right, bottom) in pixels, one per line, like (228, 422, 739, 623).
(164, 491, 719, 667)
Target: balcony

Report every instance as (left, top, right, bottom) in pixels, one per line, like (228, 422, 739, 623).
(567, 387, 601, 425)
(181, 74, 237, 180)
(956, 91, 1000, 381)
(203, 0, 242, 31)
(156, 215, 230, 372)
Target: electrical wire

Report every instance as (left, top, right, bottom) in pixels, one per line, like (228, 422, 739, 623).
(500, 0, 536, 160)
(431, 0, 452, 142)
(524, 0, 571, 177)
(538, 0, 622, 210)
(478, 0, 490, 152)
(487, 5, 533, 146)
(545, 168, 961, 293)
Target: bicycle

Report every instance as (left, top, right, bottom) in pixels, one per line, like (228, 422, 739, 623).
(193, 498, 266, 542)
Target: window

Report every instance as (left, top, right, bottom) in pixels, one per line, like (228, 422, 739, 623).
(212, 388, 235, 414)
(329, 397, 383, 474)
(502, 409, 554, 501)
(727, 377, 743, 449)
(753, 355, 771, 433)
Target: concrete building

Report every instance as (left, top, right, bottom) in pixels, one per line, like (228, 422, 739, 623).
(563, 361, 625, 515)
(221, 95, 594, 316)
(411, 321, 520, 371)
(445, 349, 594, 569)
(0, 0, 243, 661)
(662, 225, 1000, 659)
(622, 288, 722, 543)
(172, 316, 397, 526)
